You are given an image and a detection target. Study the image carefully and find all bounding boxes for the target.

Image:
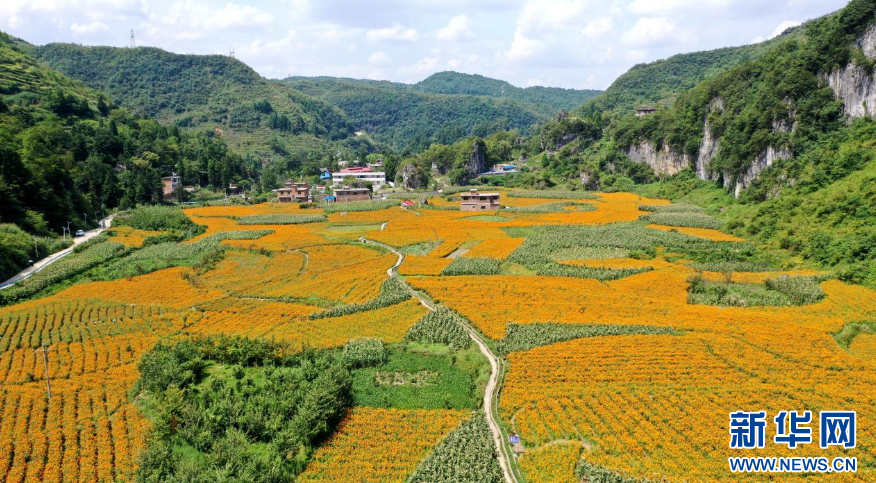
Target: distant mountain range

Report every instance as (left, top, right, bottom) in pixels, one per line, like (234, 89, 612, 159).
(281, 72, 600, 150)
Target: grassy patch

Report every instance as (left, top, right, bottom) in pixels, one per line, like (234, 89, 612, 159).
(237, 214, 327, 225)
(640, 212, 723, 230)
(506, 202, 596, 214)
(408, 412, 503, 483)
(323, 199, 400, 213)
(833, 321, 876, 349)
(400, 241, 441, 255)
(441, 257, 501, 276)
(404, 306, 472, 350)
(463, 214, 509, 222)
(507, 190, 598, 200)
(350, 345, 485, 410)
(687, 274, 825, 307)
(497, 323, 676, 354)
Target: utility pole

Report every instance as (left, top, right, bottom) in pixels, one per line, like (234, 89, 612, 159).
(130, 30, 135, 48)
(34, 238, 39, 259)
(35, 343, 53, 402)
(84, 213, 89, 226)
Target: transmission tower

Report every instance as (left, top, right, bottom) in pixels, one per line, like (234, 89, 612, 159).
(229, 47, 235, 59)
(130, 30, 135, 48)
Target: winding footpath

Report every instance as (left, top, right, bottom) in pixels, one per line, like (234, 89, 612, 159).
(359, 236, 521, 483)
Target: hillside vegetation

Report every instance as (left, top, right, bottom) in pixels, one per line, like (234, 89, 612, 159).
(32, 43, 369, 160)
(578, 24, 806, 115)
(283, 71, 599, 151)
(0, 31, 252, 279)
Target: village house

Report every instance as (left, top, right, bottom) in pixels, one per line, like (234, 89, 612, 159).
(275, 181, 310, 203)
(331, 166, 387, 189)
(460, 188, 500, 212)
(635, 106, 657, 117)
(333, 186, 372, 202)
(162, 173, 181, 198)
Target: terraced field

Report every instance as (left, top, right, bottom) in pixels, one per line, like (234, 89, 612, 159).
(0, 190, 873, 482)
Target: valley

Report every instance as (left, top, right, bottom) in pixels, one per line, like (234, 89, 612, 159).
(0, 0, 875, 481)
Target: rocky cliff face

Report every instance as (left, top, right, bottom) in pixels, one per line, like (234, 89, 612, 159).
(622, 142, 691, 176)
(695, 97, 723, 180)
(725, 145, 793, 197)
(466, 139, 488, 176)
(621, 94, 793, 197)
(826, 23, 876, 118)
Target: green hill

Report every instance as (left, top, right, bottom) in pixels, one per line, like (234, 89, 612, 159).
(32, 43, 361, 159)
(282, 73, 600, 151)
(413, 71, 600, 116)
(578, 26, 806, 115)
(0, 31, 252, 279)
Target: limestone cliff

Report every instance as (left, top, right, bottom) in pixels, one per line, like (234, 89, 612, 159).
(622, 142, 691, 176)
(826, 23, 876, 118)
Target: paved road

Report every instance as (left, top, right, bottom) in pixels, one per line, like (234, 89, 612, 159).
(0, 216, 114, 290)
(360, 236, 520, 483)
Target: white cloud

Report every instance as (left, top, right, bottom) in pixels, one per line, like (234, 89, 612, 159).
(506, 31, 545, 61)
(366, 23, 419, 41)
(581, 16, 614, 38)
(70, 21, 109, 34)
(402, 56, 440, 74)
(623, 17, 692, 46)
(436, 14, 473, 42)
(516, 0, 590, 35)
(159, 1, 273, 31)
(368, 51, 389, 64)
(628, 0, 733, 15)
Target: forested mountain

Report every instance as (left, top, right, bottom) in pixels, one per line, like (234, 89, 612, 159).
(282, 72, 599, 151)
(0, 31, 255, 278)
(413, 71, 600, 116)
(31, 43, 369, 161)
(578, 25, 806, 115)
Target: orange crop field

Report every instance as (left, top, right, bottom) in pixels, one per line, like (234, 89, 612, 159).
(1, 190, 873, 482)
(297, 407, 467, 483)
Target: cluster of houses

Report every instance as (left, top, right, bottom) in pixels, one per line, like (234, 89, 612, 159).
(162, 160, 504, 210)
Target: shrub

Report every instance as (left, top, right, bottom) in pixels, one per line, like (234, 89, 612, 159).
(237, 214, 327, 225)
(342, 338, 387, 368)
(687, 273, 825, 307)
(764, 276, 826, 305)
(114, 205, 199, 232)
(405, 307, 471, 349)
(441, 257, 501, 276)
(576, 460, 657, 483)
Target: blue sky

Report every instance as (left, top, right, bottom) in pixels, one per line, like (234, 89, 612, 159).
(0, 0, 850, 89)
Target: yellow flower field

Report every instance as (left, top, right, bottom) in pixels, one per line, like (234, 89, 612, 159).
(297, 407, 467, 483)
(2, 192, 873, 482)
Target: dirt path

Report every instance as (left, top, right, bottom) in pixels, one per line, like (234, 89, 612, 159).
(0, 215, 115, 290)
(359, 237, 520, 483)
